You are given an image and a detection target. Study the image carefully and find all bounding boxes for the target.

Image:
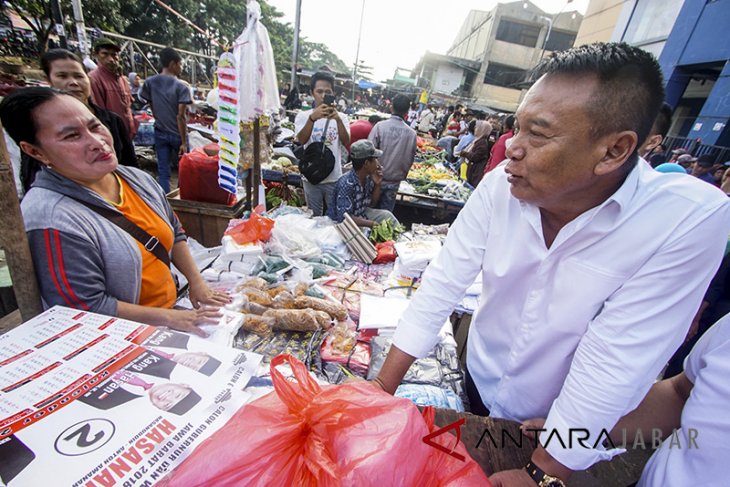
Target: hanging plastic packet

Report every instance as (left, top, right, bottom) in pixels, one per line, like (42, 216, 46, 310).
(216, 52, 241, 194)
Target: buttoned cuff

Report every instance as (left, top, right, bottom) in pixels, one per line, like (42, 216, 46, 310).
(540, 407, 626, 471)
(392, 317, 441, 359)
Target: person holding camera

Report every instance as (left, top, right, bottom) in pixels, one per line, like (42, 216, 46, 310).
(294, 71, 351, 216)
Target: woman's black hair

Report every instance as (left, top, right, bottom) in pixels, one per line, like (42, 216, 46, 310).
(41, 48, 83, 77)
(0, 87, 66, 145)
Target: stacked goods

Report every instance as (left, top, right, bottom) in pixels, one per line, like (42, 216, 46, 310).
(335, 214, 377, 263)
(231, 278, 349, 336)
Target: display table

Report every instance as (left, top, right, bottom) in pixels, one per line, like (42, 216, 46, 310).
(433, 408, 652, 486)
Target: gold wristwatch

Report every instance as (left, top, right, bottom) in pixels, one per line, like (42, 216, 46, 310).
(525, 460, 566, 487)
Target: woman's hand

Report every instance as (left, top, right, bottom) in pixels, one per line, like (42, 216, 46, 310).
(188, 280, 231, 309)
(163, 307, 222, 337)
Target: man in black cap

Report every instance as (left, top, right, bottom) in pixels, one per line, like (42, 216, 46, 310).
(89, 37, 136, 139)
(326, 140, 398, 228)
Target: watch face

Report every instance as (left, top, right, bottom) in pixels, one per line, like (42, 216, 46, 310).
(543, 479, 566, 487)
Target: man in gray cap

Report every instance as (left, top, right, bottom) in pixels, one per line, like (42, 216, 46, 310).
(327, 140, 399, 227)
(691, 154, 719, 184)
(89, 37, 136, 138)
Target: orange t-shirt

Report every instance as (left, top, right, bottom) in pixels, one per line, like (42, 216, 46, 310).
(113, 174, 177, 308)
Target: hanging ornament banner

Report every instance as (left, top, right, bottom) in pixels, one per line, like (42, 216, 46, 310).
(216, 52, 241, 194)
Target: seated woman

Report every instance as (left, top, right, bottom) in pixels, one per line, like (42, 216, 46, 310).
(327, 140, 398, 228)
(19, 49, 137, 193)
(462, 120, 492, 187)
(0, 87, 228, 336)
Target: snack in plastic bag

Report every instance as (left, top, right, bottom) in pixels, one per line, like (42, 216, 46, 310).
(158, 355, 489, 486)
(264, 309, 320, 332)
(272, 291, 296, 309)
(236, 276, 269, 291)
(266, 285, 290, 298)
(294, 282, 309, 297)
(243, 301, 269, 315)
(313, 310, 332, 329)
(239, 287, 273, 306)
(293, 296, 348, 321)
(241, 313, 274, 336)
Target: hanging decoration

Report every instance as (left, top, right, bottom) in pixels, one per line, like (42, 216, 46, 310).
(216, 52, 241, 194)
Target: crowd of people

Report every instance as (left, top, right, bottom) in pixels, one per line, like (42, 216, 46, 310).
(3, 37, 730, 486)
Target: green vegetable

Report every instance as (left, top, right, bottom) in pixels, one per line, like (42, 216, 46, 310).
(369, 220, 405, 243)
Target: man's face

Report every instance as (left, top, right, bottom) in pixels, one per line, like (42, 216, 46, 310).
(96, 47, 120, 73)
(505, 74, 614, 210)
(172, 352, 209, 371)
(691, 163, 712, 176)
(311, 80, 333, 106)
(148, 383, 192, 411)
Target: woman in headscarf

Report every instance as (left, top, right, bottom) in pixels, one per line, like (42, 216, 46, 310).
(461, 120, 492, 187)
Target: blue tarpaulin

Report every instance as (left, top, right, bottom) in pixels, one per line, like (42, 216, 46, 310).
(357, 79, 383, 89)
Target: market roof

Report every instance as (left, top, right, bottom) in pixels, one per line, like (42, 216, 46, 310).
(412, 51, 482, 75)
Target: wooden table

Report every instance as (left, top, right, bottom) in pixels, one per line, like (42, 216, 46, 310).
(433, 408, 652, 486)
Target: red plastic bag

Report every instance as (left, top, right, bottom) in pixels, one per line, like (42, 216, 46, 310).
(373, 240, 397, 264)
(179, 145, 237, 205)
(225, 207, 274, 244)
(159, 355, 489, 486)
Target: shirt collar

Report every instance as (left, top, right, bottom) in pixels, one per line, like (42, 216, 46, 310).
(604, 157, 642, 211)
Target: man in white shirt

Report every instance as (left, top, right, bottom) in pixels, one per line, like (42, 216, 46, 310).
(295, 71, 350, 216)
(417, 105, 435, 134)
(373, 42, 730, 486)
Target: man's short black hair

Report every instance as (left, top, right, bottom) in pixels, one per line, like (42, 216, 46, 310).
(160, 47, 181, 69)
(651, 102, 673, 139)
(41, 49, 83, 77)
(392, 94, 410, 116)
(504, 115, 515, 131)
(468, 119, 477, 134)
(310, 71, 335, 93)
(531, 42, 664, 165)
(0, 87, 66, 145)
(368, 115, 382, 125)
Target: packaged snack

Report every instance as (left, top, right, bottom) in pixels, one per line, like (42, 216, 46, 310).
(264, 309, 320, 332)
(272, 291, 296, 309)
(236, 276, 269, 291)
(239, 287, 273, 306)
(266, 285, 290, 298)
(294, 282, 309, 297)
(293, 296, 348, 321)
(243, 301, 269, 315)
(241, 313, 274, 336)
(313, 310, 331, 329)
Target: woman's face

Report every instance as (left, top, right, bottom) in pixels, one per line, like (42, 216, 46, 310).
(21, 95, 117, 184)
(48, 59, 90, 103)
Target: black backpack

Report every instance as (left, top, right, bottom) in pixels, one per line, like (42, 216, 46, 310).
(297, 118, 336, 185)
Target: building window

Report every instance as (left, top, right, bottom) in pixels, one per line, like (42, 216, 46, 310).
(495, 19, 540, 48)
(622, 0, 684, 45)
(484, 62, 527, 88)
(544, 30, 576, 52)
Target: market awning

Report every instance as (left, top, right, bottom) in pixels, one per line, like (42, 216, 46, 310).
(357, 79, 382, 89)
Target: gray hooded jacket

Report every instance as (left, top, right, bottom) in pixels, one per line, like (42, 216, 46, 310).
(21, 166, 186, 316)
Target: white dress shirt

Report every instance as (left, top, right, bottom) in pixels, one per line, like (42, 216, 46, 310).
(638, 313, 730, 487)
(392, 160, 730, 470)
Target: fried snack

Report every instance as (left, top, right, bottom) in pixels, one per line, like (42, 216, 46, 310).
(236, 276, 269, 291)
(263, 309, 320, 332)
(293, 296, 348, 321)
(272, 291, 296, 309)
(313, 310, 331, 329)
(241, 313, 274, 336)
(294, 282, 309, 297)
(266, 285, 290, 298)
(243, 301, 269, 315)
(239, 287, 273, 306)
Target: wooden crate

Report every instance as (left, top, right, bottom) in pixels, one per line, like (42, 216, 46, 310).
(167, 189, 248, 247)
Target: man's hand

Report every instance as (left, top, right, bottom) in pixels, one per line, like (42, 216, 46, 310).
(162, 307, 222, 337)
(188, 280, 230, 309)
(310, 103, 332, 122)
(489, 469, 536, 487)
(372, 165, 384, 186)
(178, 144, 187, 157)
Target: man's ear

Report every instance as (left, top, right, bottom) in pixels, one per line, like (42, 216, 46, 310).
(19, 141, 50, 166)
(595, 130, 638, 176)
(641, 134, 663, 155)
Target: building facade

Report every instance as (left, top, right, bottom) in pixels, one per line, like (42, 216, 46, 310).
(446, 1, 582, 112)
